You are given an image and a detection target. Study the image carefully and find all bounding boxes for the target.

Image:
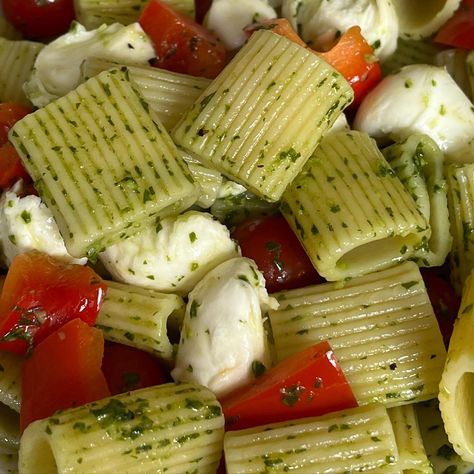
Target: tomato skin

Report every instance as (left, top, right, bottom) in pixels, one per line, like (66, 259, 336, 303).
(0, 103, 31, 145)
(101, 342, 169, 395)
(434, 0, 474, 50)
(195, 0, 212, 23)
(0, 143, 31, 190)
(2, 0, 75, 42)
(20, 318, 110, 431)
(0, 252, 107, 356)
(139, 0, 227, 79)
(221, 341, 357, 431)
(318, 26, 381, 109)
(232, 215, 323, 293)
(421, 268, 460, 348)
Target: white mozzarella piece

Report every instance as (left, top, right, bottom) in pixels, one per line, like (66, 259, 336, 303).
(217, 179, 247, 199)
(204, 0, 277, 50)
(0, 184, 86, 267)
(281, 0, 398, 59)
(24, 22, 155, 107)
(171, 257, 278, 397)
(99, 210, 240, 294)
(354, 65, 474, 163)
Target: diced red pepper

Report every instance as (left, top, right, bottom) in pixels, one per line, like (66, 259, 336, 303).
(139, 0, 227, 79)
(318, 26, 382, 109)
(244, 18, 308, 50)
(0, 103, 31, 145)
(102, 342, 169, 395)
(434, 0, 474, 50)
(220, 341, 357, 431)
(0, 143, 31, 190)
(20, 318, 110, 431)
(0, 252, 107, 356)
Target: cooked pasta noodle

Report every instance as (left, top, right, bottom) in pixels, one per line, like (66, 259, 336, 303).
(224, 404, 399, 473)
(0, 38, 43, 106)
(96, 280, 185, 361)
(0, 352, 22, 413)
(9, 68, 198, 260)
(173, 29, 353, 202)
(281, 131, 428, 280)
(19, 383, 224, 474)
(269, 261, 446, 407)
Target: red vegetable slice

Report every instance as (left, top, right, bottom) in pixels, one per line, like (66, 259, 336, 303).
(0, 143, 31, 190)
(0, 103, 31, 145)
(2, 0, 75, 42)
(318, 26, 382, 109)
(102, 342, 169, 395)
(0, 252, 107, 356)
(20, 318, 110, 431)
(220, 341, 357, 431)
(434, 0, 474, 50)
(139, 0, 227, 79)
(232, 215, 323, 293)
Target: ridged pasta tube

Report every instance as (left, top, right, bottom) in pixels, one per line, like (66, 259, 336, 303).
(0, 403, 19, 449)
(173, 29, 353, 202)
(0, 443, 18, 474)
(281, 131, 429, 281)
(388, 404, 432, 473)
(0, 38, 43, 106)
(82, 58, 211, 132)
(19, 383, 224, 474)
(439, 270, 474, 463)
(9, 68, 198, 260)
(224, 404, 399, 473)
(468, 51, 474, 103)
(268, 261, 446, 407)
(383, 134, 451, 267)
(96, 280, 185, 361)
(75, 0, 195, 29)
(446, 162, 474, 294)
(0, 352, 22, 413)
(435, 49, 472, 100)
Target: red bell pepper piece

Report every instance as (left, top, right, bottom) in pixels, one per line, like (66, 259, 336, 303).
(318, 26, 382, 109)
(0, 252, 107, 356)
(220, 341, 357, 431)
(434, 0, 474, 50)
(101, 342, 169, 395)
(139, 0, 227, 79)
(0, 143, 31, 190)
(20, 318, 110, 431)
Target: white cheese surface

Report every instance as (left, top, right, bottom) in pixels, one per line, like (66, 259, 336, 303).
(281, 0, 398, 59)
(205, 0, 277, 50)
(354, 65, 474, 162)
(99, 210, 240, 294)
(0, 184, 86, 267)
(171, 257, 278, 397)
(24, 22, 155, 107)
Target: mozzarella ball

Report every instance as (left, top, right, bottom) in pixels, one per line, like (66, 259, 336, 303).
(99, 210, 240, 294)
(0, 183, 86, 266)
(354, 65, 474, 162)
(171, 257, 278, 397)
(282, 0, 398, 59)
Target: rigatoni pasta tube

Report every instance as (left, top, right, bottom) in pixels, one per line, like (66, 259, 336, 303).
(439, 270, 474, 463)
(0, 38, 43, 106)
(281, 131, 429, 281)
(224, 404, 399, 474)
(9, 68, 198, 260)
(96, 280, 185, 362)
(268, 261, 446, 407)
(382, 133, 451, 267)
(388, 404, 432, 473)
(446, 162, 474, 294)
(173, 29, 353, 202)
(19, 383, 224, 474)
(82, 58, 210, 132)
(0, 352, 22, 413)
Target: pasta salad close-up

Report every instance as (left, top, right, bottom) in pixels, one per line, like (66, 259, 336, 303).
(0, 0, 473, 473)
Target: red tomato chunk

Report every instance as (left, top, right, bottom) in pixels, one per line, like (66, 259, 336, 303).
(20, 318, 110, 431)
(221, 341, 358, 431)
(0, 252, 107, 356)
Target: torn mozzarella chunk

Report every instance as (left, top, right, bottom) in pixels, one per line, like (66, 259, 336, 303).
(172, 257, 278, 397)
